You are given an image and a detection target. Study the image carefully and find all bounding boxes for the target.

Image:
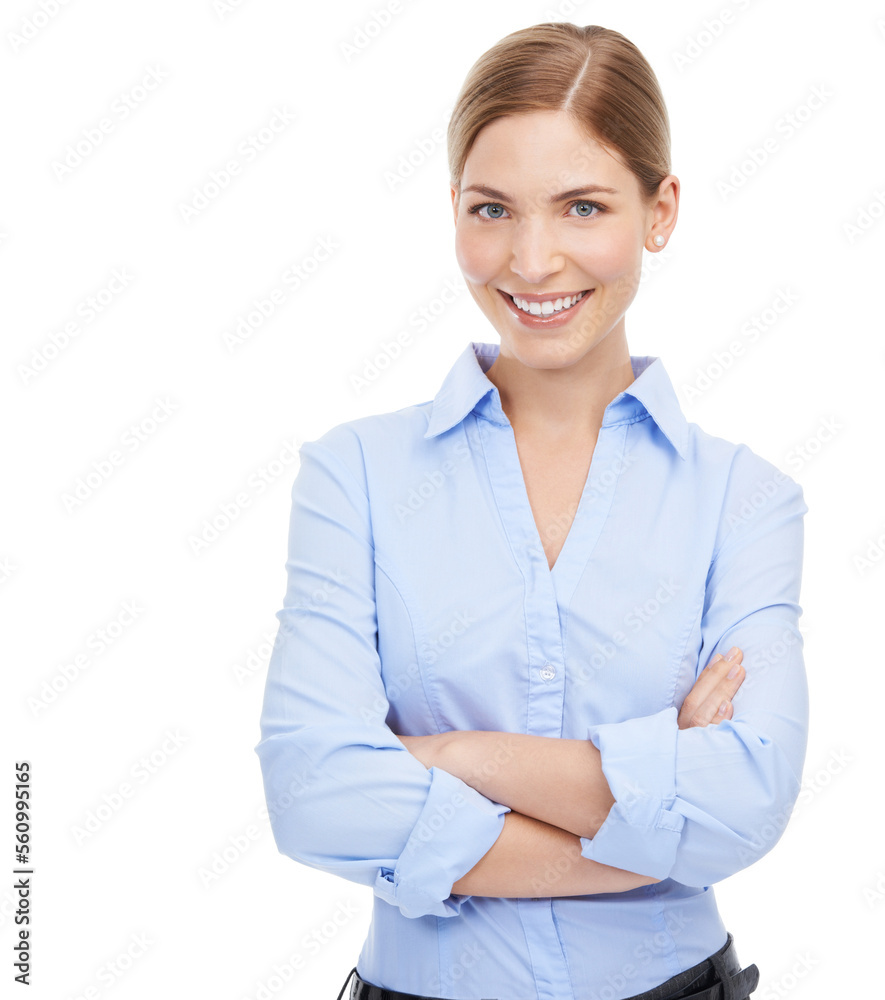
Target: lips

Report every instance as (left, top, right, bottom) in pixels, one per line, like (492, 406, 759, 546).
(497, 287, 595, 329)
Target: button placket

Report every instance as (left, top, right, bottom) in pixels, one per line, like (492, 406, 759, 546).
(475, 415, 566, 736)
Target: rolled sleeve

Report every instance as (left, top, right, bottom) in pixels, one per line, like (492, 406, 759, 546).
(372, 765, 510, 918)
(579, 708, 685, 879)
(581, 450, 809, 887)
(254, 427, 508, 918)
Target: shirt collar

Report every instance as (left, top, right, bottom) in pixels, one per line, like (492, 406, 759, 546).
(423, 341, 688, 461)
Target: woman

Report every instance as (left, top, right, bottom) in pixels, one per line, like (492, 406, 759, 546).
(255, 22, 807, 1000)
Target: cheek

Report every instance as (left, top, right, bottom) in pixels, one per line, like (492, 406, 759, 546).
(571, 230, 641, 284)
(454, 226, 503, 283)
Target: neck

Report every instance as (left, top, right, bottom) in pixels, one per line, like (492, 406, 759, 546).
(484, 331, 636, 441)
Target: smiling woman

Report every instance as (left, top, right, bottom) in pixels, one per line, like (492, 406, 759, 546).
(254, 22, 806, 1000)
(451, 110, 676, 350)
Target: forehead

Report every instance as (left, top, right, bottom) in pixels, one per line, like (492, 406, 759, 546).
(463, 111, 634, 196)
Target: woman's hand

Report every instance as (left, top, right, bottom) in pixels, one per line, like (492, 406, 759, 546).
(677, 646, 745, 730)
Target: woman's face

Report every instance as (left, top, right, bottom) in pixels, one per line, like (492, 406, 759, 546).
(451, 109, 677, 371)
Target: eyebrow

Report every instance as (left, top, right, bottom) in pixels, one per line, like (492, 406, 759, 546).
(462, 183, 619, 202)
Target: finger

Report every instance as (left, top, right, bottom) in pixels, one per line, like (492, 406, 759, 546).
(710, 696, 735, 725)
(707, 647, 742, 671)
(689, 649, 742, 703)
(694, 660, 744, 726)
(679, 650, 745, 728)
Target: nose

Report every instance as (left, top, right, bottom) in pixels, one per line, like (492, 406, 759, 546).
(508, 219, 566, 285)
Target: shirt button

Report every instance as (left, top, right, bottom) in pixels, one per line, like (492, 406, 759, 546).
(539, 664, 555, 681)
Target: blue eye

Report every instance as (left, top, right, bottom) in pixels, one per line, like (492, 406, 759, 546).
(466, 199, 605, 220)
(467, 202, 508, 220)
(569, 200, 603, 217)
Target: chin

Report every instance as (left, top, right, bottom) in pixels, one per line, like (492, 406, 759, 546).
(502, 336, 588, 366)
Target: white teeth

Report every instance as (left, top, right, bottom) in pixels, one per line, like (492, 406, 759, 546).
(511, 291, 587, 316)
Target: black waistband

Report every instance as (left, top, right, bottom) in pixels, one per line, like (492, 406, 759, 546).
(336, 930, 760, 1000)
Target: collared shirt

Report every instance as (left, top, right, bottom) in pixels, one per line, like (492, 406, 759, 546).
(254, 340, 809, 1000)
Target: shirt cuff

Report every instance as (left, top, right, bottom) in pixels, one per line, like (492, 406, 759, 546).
(578, 707, 685, 880)
(371, 764, 510, 918)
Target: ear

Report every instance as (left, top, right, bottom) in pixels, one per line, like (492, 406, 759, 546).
(450, 185, 459, 226)
(646, 174, 680, 248)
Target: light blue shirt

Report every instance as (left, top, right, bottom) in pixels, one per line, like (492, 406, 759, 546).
(254, 340, 809, 1000)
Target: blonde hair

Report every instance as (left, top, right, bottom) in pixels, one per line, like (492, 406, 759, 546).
(447, 23, 671, 203)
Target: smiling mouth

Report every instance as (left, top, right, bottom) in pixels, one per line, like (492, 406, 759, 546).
(501, 289, 593, 317)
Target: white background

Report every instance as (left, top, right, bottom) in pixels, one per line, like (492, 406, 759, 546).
(3, 1, 883, 998)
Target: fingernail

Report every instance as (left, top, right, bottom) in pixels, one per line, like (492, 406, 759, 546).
(725, 646, 740, 662)
(727, 663, 741, 679)
(718, 701, 728, 715)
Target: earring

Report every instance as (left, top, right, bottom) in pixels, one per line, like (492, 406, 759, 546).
(653, 234, 665, 247)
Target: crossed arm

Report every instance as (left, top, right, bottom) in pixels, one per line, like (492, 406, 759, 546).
(393, 647, 746, 898)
